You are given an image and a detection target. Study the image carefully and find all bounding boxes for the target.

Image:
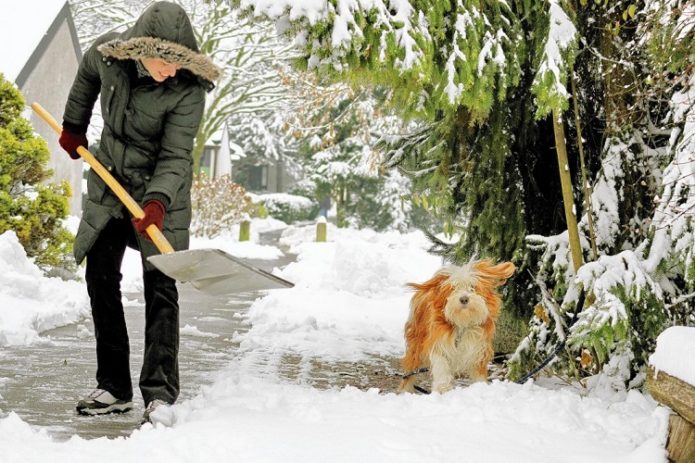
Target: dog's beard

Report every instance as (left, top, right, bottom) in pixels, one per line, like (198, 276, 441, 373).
(444, 289, 489, 328)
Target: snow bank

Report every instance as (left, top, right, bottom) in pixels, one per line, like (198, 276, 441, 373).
(239, 226, 443, 361)
(0, 375, 669, 463)
(649, 326, 695, 385)
(0, 232, 89, 346)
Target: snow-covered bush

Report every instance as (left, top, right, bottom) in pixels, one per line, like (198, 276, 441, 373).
(256, 193, 317, 223)
(190, 175, 254, 238)
(509, 82, 695, 386)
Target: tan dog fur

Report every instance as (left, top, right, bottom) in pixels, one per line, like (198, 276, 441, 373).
(399, 259, 515, 393)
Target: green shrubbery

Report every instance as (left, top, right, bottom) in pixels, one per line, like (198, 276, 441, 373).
(256, 192, 318, 223)
(0, 74, 73, 269)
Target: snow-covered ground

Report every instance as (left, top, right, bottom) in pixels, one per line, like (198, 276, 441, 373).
(0, 220, 671, 462)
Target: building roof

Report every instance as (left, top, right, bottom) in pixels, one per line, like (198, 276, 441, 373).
(0, 0, 81, 86)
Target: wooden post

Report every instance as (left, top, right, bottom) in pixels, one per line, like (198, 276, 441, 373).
(552, 107, 584, 273)
(316, 219, 327, 242)
(647, 367, 695, 462)
(239, 220, 250, 242)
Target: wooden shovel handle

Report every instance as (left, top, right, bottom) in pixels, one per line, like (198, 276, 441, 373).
(31, 102, 174, 254)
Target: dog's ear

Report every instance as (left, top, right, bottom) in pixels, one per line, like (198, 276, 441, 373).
(474, 260, 515, 285)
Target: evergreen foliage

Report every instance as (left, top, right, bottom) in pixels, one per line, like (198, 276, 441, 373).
(0, 75, 73, 269)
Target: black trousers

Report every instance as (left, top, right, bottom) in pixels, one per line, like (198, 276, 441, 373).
(85, 214, 180, 405)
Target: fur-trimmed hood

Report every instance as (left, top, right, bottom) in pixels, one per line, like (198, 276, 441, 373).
(97, 1, 221, 83)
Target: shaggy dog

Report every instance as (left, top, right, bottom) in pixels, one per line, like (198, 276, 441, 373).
(399, 259, 515, 393)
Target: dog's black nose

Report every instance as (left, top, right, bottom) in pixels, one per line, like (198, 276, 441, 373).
(459, 295, 469, 305)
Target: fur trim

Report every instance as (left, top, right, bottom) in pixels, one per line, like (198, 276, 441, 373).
(98, 36, 221, 82)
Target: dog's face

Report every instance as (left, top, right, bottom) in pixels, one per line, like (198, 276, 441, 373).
(443, 280, 489, 328)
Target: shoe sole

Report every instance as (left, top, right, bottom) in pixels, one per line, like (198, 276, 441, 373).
(77, 401, 134, 416)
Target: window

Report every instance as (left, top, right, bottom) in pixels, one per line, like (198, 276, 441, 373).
(248, 165, 268, 190)
(199, 146, 217, 177)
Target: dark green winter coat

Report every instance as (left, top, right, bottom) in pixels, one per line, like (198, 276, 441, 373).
(63, 2, 220, 268)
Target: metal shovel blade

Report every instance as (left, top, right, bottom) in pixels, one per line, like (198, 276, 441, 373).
(147, 248, 294, 295)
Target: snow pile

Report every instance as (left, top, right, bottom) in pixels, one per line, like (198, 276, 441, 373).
(649, 326, 695, 385)
(239, 226, 442, 361)
(0, 232, 89, 346)
(0, 376, 669, 463)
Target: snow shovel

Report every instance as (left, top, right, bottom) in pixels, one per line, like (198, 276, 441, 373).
(32, 103, 294, 295)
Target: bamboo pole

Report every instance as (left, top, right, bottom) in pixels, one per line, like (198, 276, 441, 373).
(552, 107, 584, 273)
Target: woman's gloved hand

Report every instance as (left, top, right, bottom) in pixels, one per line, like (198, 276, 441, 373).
(132, 199, 166, 240)
(58, 129, 88, 160)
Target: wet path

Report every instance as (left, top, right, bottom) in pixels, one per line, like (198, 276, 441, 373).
(0, 281, 259, 440)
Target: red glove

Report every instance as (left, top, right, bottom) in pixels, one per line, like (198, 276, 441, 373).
(132, 200, 166, 240)
(58, 129, 88, 160)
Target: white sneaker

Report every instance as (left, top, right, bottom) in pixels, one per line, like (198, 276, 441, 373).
(76, 389, 133, 415)
(142, 399, 173, 425)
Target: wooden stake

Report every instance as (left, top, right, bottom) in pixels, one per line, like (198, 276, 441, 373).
(239, 220, 250, 242)
(316, 221, 327, 242)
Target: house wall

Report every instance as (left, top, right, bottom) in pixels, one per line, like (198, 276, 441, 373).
(265, 161, 297, 193)
(21, 19, 83, 216)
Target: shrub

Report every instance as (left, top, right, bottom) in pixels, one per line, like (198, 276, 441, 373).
(190, 174, 254, 238)
(256, 193, 317, 223)
(0, 74, 73, 270)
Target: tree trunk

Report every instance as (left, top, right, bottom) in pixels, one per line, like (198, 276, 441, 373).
(551, 108, 583, 272)
(570, 73, 598, 261)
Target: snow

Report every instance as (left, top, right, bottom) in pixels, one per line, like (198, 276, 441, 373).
(533, 0, 576, 103)
(252, 192, 315, 211)
(0, 224, 671, 461)
(240, 0, 425, 73)
(649, 326, 695, 385)
(180, 324, 220, 339)
(0, 0, 66, 82)
(0, 378, 670, 463)
(0, 232, 88, 346)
